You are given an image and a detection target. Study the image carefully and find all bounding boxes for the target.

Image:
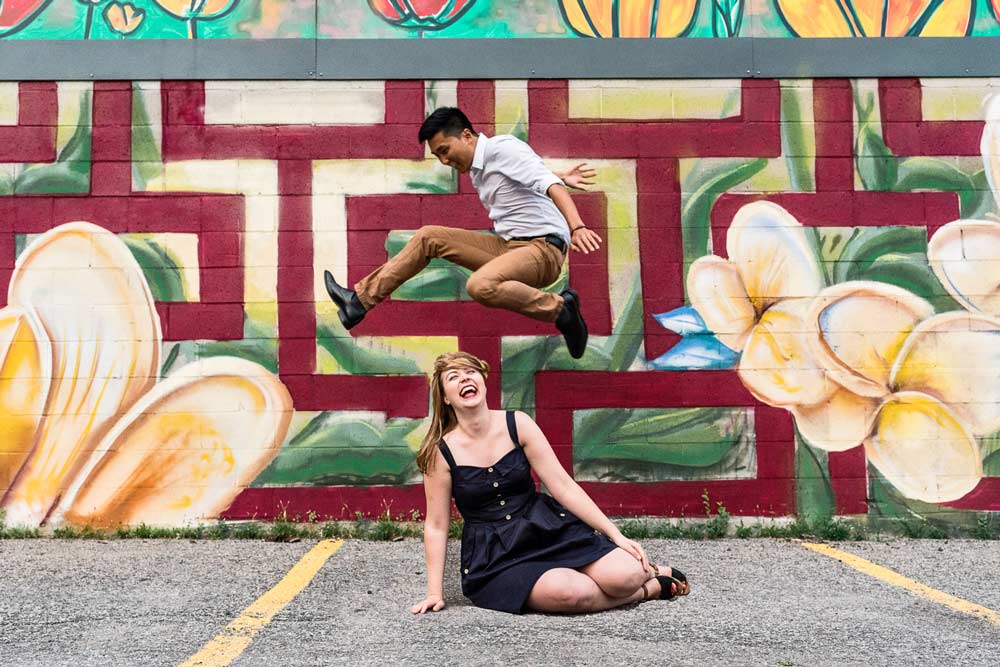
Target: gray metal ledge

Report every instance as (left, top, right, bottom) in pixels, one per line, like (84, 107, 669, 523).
(1, 37, 999, 80)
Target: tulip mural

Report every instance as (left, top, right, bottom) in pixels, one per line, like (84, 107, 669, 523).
(151, 0, 238, 39)
(559, 0, 700, 38)
(773, 0, 975, 37)
(0, 223, 292, 528)
(2, 0, 1000, 38)
(103, 1, 145, 37)
(0, 0, 51, 37)
(367, 0, 478, 31)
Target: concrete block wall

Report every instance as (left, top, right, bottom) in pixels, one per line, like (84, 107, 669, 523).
(0, 77, 998, 528)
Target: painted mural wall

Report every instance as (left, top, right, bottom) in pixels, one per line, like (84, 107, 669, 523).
(3, 1, 1000, 39)
(1, 76, 1000, 531)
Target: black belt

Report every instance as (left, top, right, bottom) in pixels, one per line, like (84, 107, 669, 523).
(510, 233, 567, 254)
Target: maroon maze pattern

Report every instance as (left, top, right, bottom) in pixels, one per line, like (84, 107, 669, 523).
(3, 79, 995, 518)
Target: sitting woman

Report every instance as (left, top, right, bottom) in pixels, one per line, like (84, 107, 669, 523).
(410, 351, 690, 615)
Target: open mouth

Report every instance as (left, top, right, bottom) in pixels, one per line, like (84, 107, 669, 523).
(459, 385, 478, 398)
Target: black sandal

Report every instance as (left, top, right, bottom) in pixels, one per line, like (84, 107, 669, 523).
(649, 564, 690, 600)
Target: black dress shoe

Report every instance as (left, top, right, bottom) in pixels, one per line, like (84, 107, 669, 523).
(323, 270, 367, 330)
(555, 288, 588, 359)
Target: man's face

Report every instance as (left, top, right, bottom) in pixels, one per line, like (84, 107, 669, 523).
(427, 129, 476, 173)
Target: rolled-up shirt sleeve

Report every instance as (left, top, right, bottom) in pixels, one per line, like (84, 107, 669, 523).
(488, 136, 562, 196)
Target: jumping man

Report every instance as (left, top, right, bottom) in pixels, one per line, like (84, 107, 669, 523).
(323, 107, 601, 358)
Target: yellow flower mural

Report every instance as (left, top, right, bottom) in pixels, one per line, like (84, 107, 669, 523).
(689, 199, 988, 504)
(797, 284, 984, 503)
(929, 94, 1000, 316)
(559, 0, 699, 38)
(0, 222, 292, 528)
(774, 0, 974, 37)
(686, 201, 829, 407)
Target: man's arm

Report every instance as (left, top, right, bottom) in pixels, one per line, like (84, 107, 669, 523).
(547, 183, 602, 254)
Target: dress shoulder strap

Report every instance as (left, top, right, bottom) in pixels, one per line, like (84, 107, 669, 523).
(438, 440, 458, 470)
(505, 410, 522, 448)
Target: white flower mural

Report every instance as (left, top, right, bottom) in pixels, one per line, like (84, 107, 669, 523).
(0, 222, 292, 528)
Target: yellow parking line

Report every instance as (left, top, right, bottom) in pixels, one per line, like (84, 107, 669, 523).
(179, 539, 345, 667)
(802, 542, 1000, 627)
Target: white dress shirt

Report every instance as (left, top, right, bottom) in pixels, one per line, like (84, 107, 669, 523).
(469, 134, 570, 246)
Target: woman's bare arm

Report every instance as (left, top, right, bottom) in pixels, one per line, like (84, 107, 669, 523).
(412, 449, 452, 614)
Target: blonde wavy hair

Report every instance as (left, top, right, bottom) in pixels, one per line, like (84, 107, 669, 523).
(417, 351, 490, 473)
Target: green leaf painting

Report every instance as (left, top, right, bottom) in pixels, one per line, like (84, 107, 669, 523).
(317, 321, 422, 376)
(895, 157, 986, 219)
(681, 158, 768, 272)
(255, 413, 422, 487)
(14, 91, 90, 195)
(819, 226, 959, 312)
(573, 407, 755, 483)
(854, 90, 898, 192)
(795, 433, 836, 521)
(123, 236, 186, 302)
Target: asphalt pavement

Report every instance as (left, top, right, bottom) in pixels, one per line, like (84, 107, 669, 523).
(1, 538, 998, 667)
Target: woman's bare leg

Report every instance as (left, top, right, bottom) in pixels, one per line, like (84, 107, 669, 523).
(580, 548, 687, 598)
(578, 548, 649, 598)
(526, 568, 649, 613)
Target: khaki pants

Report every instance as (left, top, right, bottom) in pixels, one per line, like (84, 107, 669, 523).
(354, 225, 566, 322)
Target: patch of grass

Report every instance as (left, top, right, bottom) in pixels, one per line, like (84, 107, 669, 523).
(268, 513, 314, 542)
(176, 526, 207, 540)
(650, 522, 685, 539)
(898, 519, 949, 540)
(812, 518, 863, 542)
(0, 525, 41, 539)
(703, 491, 730, 539)
(79, 527, 110, 540)
(320, 521, 353, 539)
(208, 520, 232, 539)
(232, 522, 266, 540)
(5, 507, 999, 541)
(117, 523, 179, 539)
(972, 513, 998, 540)
(618, 519, 651, 540)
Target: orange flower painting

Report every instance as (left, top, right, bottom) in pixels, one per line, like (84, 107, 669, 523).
(103, 1, 146, 36)
(559, 0, 699, 38)
(774, 0, 974, 37)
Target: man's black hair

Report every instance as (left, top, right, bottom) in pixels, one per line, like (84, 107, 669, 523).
(418, 107, 477, 143)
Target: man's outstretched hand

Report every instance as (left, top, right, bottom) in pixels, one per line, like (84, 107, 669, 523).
(560, 162, 597, 191)
(570, 226, 602, 254)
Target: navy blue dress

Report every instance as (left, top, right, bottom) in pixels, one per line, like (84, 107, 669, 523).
(439, 411, 618, 614)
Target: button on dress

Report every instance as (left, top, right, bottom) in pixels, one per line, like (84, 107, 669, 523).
(440, 411, 618, 614)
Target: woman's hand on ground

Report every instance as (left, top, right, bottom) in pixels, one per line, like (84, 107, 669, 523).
(611, 534, 650, 574)
(411, 595, 446, 614)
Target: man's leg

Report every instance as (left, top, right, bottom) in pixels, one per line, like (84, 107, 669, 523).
(323, 225, 505, 329)
(465, 239, 588, 357)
